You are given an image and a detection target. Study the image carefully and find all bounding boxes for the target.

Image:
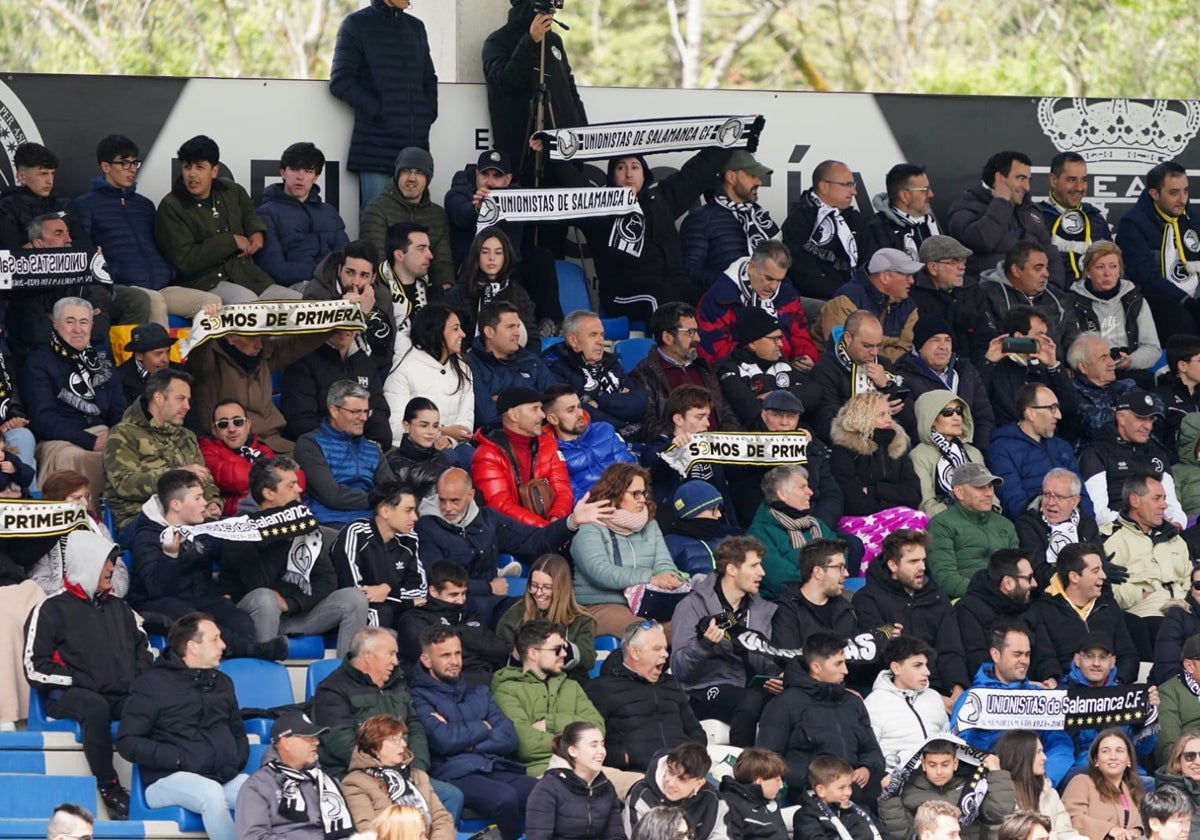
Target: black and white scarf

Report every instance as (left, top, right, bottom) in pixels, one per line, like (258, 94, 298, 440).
(733, 258, 778, 316)
(381, 262, 428, 331)
(1181, 670, 1200, 707)
(807, 792, 884, 840)
(238, 443, 265, 463)
(50, 331, 111, 416)
(1047, 196, 1093, 279)
(363, 766, 431, 820)
(1155, 204, 1200, 299)
(930, 431, 970, 504)
(268, 761, 352, 840)
(1044, 508, 1081, 566)
(892, 208, 941, 262)
(835, 340, 899, 396)
(580, 358, 622, 398)
(0, 353, 15, 422)
(881, 736, 991, 827)
(713, 194, 779, 251)
(810, 199, 859, 269)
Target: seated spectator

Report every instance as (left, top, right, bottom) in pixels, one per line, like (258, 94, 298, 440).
(978, 306, 1079, 426)
(331, 481, 427, 633)
(104, 369, 221, 532)
(571, 463, 683, 637)
(629, 302, 741, 440)
(29, 470, 126, 597)
(1014, 469, 1101, 588)
(718, 748, 789, 840)
(1027, 544, 1139, 685)
(772, 537, 858, 657)
(294, 380, 394, 527)
(952, 623, 1074, 786)
(23, 297, 126, 500)
(625, 743, 728, 840)
(235, 711, 354, 840)
(0, 341, 35, 474)
(280, 323, 391, 447)
(114, 323, 185, 408)
(116, 613, 248, 840)
(546, 310, 647, 434)
(154, 135, 300, 303)
(410, 626, 534, 840)
(896, 314, 995, 448)
(987, 384, 1084, 520)
(747, 465, 838, 600)
(496, 554, 597, 683)
(1037, 152, 1112, 282)
(45, 804, 95, 840)
(1067, 333, 1137, 444)
(864, 636, 949, 771)
(994, 733, 1083, 840)
(663, 480, 728, 577)
(910, 391, 988, 516)
(469, 301, 558, 432)
(544, 384, 634, 503)
(697, 239, 817, 370)
(926, 464, 1018, 599)
(714, 308, 807, 428)
(964, 240, 1069, 365)
(0, 428, 34, 499)
(1152, 564, 1200, 685)
(1157, 636, 1200, 767)
(1101, 474, 1190, 659)
(1158, 335, 1200, 452)
(219, 456, 368, 657)
(758, 632, 885, 805)
(1153, 733, 1200, 833)
(1061, 730, 1145, 840)
(525, 721, 625, 840)
(443, 150, 519, 271)
(24, 529, 150, 818)
(855, 529, 969, 702)
(1176, 414, 1200, 521)
(397, 562, 509, 683)
(377, 221, 440, 361)
(816, 247, 922, 364)
(307, 240, 395, 371)
(669, 536, 778, 747)
(130, 469, 286, 659)
(586, 620, 705, 773)
(491, 619, 607, 778)
(791, 755, 888, 840)
(1061, 242, 1160, 388)
(955, 549, 1041, 677)
(446, 226, 536, 342)
(780, 159, 871, 301)
(910, 235, 973, 330)
(254, 141, 348, 288)
(384, 304, 474, 464)
(384, 397, 455, 502)
(866, 163, 944, 263)
(1143, 788, 1197, 840)
(199, 399, 301, 515)
(339, 713, 454, 837)
(880, 741, 1014, 840)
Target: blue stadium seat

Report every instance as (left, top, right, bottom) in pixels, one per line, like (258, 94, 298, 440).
(287, 634, 326, 659)
(508, 577, 527, 597)
(305, 658, 342, 700)
(555, 260, 591, 313)
(601, 316, 630, 341)
(844, 576, 866, 593)
(540, 336, 564, 353)
(0, 774, 96, 819)
(128, 764, 205, 830)
(614, 337, 655, 371)
(594, 635, 621, 651)
(0, 751, 45, 773)
(244, 742, 268, 774)
(167, 314, 190, 329)
(217, 658, 294, 739)
(27, 689, 119, 742)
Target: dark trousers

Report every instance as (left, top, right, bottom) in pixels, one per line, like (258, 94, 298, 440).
(687, 684, 767, 747)
(450, 769, 539, 840)
(1125, 612, 1164, 662)
(139, 594, 258, 657)
(46, 688, 125, 781)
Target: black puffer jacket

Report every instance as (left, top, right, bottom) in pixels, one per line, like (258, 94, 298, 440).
(954, 568, 1038, 676)
(329, 0, 438, 172)
(719, 776, 788, 840)
(852, 554, 969, 693)
(626, 752, 727, 840)
(116, 649, 249, 786)
(279, 341, 392, 447)
(525, 765, 625, 840)
(781, 189, 873, 300)
(384, 435, 455, 501)
(1152, 593, 1200, 684)
(584, 650, 706, 772)
(946, 181, 1065, 289)
(396, 596, 510, 683)
(771, 584, 858, 650)
(1027, 590, 1139, 684)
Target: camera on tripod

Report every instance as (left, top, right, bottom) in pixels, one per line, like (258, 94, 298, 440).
(531, 0, 565, 13)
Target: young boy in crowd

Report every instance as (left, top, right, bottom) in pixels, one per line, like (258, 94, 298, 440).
(792, 755, 886, 840)
(719, 747, 789, 840)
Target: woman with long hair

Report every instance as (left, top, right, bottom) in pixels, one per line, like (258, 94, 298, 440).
(340, 714, 454, 838)
(497, 554, 596, 679)
(570, 462, 684, 638)
(525, 721, 623, 840)
(384, 397, 455, 502)
(1062, 729, 1145, 840)
(995, 730, 1086, 840)
(369, 805, 430, 840)
(384, 304, 474, 467)
(1154, 729, 1200, 837)
(447, 226, 536, 342)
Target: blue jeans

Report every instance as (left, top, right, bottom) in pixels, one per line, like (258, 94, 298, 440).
(7, 427, 35, 477)
(358, 171, 393, 213)
(430, 777, 464, 821)
(145, 772, 246, 840)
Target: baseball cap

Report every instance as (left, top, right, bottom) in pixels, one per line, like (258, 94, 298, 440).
(723, 150, 772, 178)
(951, 463, 1003, 488)
(1075, 632, 1115, 655)
(270, 711, 328, 742)
(476, 149, 512, 176)
(867, 248, 924, 275)
(1114, 390, 1163, 418)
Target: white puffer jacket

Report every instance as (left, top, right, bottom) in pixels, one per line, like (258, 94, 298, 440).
(384, 347, 475, 442)
(863, 669, 950, 770)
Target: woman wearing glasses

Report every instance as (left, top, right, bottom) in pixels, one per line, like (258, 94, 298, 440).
(341, 714, 454, 838)
(909, 391, 989, 516)
(1154, 731, 1200, 838)
(571, 463, 685, 638)
(497, 554, 596, 681)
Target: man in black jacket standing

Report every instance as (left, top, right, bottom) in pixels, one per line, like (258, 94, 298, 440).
(116, 613, 248, 840)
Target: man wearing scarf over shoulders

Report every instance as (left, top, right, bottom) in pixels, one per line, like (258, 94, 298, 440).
(781, 159, 873, 301)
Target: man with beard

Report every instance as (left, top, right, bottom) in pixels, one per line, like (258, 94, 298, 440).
(542, 383, 633, 501)
(966, 241, 1069, 364)
(714, 308, 809, 428)
(1038, 153, 1112, 282)
(306, 240, 396, 372)
(910, 236, 973, 330)
(781, 159, 872, 301)
(953, 549, 1040, 677)
(360, 149, 453, 291)
(865, 163, 943, 263)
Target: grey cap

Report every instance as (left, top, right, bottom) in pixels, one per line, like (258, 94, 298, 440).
(393, 147, 434, 180)
(763, 390, 804, 414)
(867, 247, 924, 275)
(918, 235, 972, 263)
(951, 462, 1003, 488)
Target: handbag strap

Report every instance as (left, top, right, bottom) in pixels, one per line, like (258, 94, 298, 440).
(609, 530, 623, 567)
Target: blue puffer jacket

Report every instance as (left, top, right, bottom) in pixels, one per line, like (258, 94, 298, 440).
(1059, 662, 1156, 769)
(72, 177, 173, 290)
(552, 415, 634, 501)
(254, 184, 348, 286)
(408, 664, 523, 780)
(663, 534, 719, 576)
(984, 422, 1087, 520)
(328, 0, 438, 173)
(1117, 189, 1200, 304)
(294, 421, 387, 527)
(468, 338, 562, 431)
(679, 200, 756, 289)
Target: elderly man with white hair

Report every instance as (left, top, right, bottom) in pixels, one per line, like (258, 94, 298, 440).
(1014, 467, 1104, 588)
(1066, 331, 1136, 445)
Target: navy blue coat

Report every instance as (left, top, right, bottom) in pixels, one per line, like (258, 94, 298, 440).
(1117, 189, 1200, 304)
(408, 665, 522, 780)
(73, 177, 174, 290)
(129, 513, 223, 606)
(254, 184, 348, 286)
(329, 0, 438, 173)
(680, 200, 758, 289)
(21, 345, 126, 450)
(468, 339, 562, 432)
(544, 346, 647, 430)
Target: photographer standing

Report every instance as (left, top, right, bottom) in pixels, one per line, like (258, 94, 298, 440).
(483, 0, 588, 181)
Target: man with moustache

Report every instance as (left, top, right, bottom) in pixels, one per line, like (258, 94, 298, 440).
(199, 399, 303, 515)
(865, 163, 943, 262)
(1038, 152, 1112, 282)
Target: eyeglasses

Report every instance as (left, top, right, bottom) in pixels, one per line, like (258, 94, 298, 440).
(535, 644, 569, 655)
(823, 562, 849, 577)
(214, 416, 248, 429)
(108, 159, 142, 170)
(673, 327, 700, 337)
(335, 405, 373, 418)
(821, 179, 856, 188)
(383, 734, 408, 745)
(1182, 751, 1200, 763)
(1192, 581, 1200, 591)
(626, 490, 647, 500)
(528, 583, 553, 593)
(936, 258, 967, 267)
(1043, 492, 1079, 502)
(904, 186, 932, 193)
(1030, 403, 1062, 413)
(1011, 573, 1036, 583)
(939, 406, 965, 417)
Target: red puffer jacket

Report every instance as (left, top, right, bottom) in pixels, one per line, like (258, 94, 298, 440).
(199, 434, 307, 515)
(470, 428, 573, 527)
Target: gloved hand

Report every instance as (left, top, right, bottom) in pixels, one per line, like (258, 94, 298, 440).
(1102, 554, 1129, 585)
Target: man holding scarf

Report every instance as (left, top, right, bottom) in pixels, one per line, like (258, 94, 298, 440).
(1118, 160, 1200, 339)
(781, 159, 872, 301)
(236, 711, 353, 840)
(1038, 153, 1112, 282)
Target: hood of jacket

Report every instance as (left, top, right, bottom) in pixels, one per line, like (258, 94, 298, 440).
(259, 181, 324, 207)
(170, 174, 229, 204)
(781, 663, 847, 700)
(1060, 660, 1116, 688)
(544, 764, 613, 795)
(490, 663, 568, 693)
(1179, 412, 1200, 465)
(968, 662, 1036, 690)
(830, 412, 910, 458)
(980, 260, 1065, 309)
(140, 494, 170, 526)
(64, 527, 120, 595)
(914, 389, 976, 445)
(870, 192, 918, 227)
(409, 661, 471, 701)
(420, 496, 481, 530)
(606, 154, 657, 191)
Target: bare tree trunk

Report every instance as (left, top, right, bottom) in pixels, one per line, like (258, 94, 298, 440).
(666, 0, 705, 88)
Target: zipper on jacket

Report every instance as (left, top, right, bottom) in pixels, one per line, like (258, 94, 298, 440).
(904, 694, 928, 738)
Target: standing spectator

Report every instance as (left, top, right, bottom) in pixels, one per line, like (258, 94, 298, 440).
(330, 0, 437, 210)
(524, 721, 625, 840)
(496, 553, 597, 683)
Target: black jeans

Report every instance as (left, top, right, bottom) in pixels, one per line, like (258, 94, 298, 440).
(687, 683, 767, 747)
(46, 688, 125, 781)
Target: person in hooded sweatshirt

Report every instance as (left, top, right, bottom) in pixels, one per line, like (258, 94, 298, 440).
(896, 315, 995, 449)
(863, 636, 950, 773)
(718, 748, 789, 840)
(24, 528, 154, 819)
(863, 163, 944, 263)
(626, 742, 730, 840)
(909, 391, 990, 516)
(525, 721, 624, 840)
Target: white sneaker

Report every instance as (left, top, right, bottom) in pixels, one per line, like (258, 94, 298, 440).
(497, 560, 523, 578)
(0, 721, 16, 732)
